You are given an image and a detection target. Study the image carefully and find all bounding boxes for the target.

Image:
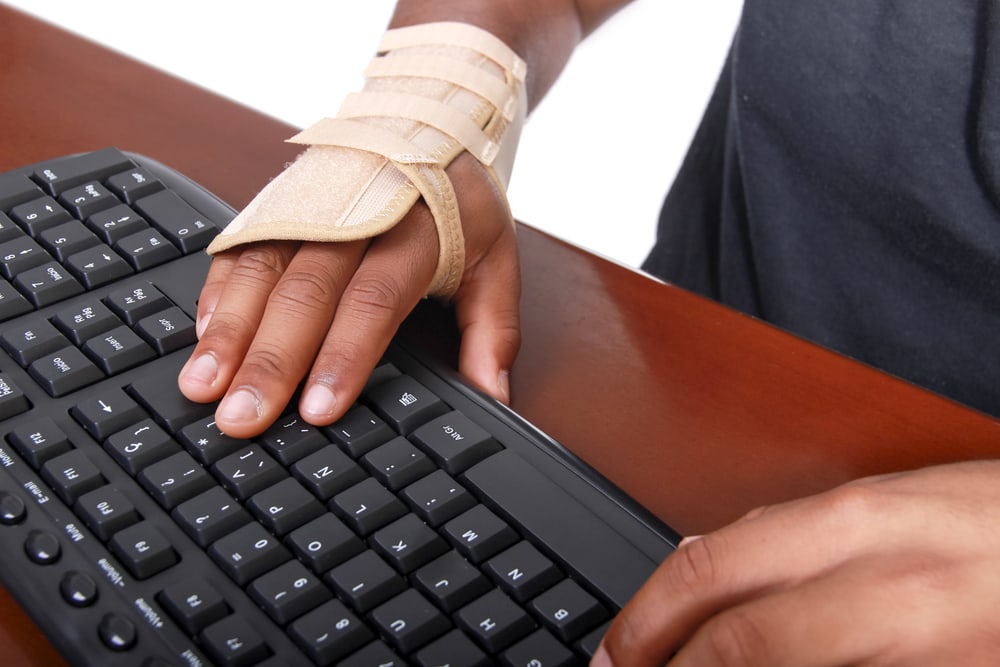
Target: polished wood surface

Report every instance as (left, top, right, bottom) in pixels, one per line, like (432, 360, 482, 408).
(2, 4, 999, 664)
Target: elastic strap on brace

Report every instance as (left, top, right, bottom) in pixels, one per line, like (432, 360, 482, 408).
(207, 21, 527, 298)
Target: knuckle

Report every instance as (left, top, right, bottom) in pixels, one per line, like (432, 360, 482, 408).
(270, 269, 337, 317)
(342, 271, 407, 321)
(240, 343, 295, 382)
(198, 310, 252, 346)
(230, 244, 291, 285)
(824, 482, 884, 524)
(670, 533, 721, 595)
(704, 608, 773, 666)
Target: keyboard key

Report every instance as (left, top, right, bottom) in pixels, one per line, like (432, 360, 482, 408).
(32, 147, 135, 196)
(284, 513, 365, 574)
(177, 415, 249, 465)
(29, 346, 104, 397)
(485, 541, 562, 603)
(52, 299, 122, 346)
(411, 410, 501, 475)
(369, 589, 450, 654)
(74, 485, 140, 541)
(108, 521, 178, 579)
(0, 279, 33, 321)
(14, 261, 84, 307)
(413, 628, 490, 667)
(290, 445, 367, 501)
(247, 559, 332, 625)
(412, 550, 491, 613)
(246, 477, 325, 537)
(38, 220, 99, 260)
(529, 579, 607, 643)
(258, 414, 327, 466)
(366, 375, 449, 435)
(86, 203, 148, 244)
(10, 196, 72, 235)
(65, 244, 132, 289)
(171, 486, 251, 548)
(0, 373, 31, 419)
(7, 417, 72, 468)
(103, 418, 179, 476)
(200, 615, 271, 667)
(0, 171, 44, 210)
(442, 504, 518, 564)
(97, 612, 137, 652)
(463, 449, 660, 609)
(209, 521, 292, 587)
(71, 387, 147, 442)
(128, 357, 215, 431)
(105, 281, 171, 326)
(371, 513, 448, 574)
(157, 577, 229, 635)
(135, 306, 196, 354)
(138, 451, 215, 509)
(58, 181, 118, 219)
(287, 599, 372, 665)
(400, 469, 476, 526)
(456, 588, 536, 654)
(0, 236, 50, 279)
(212, 445, 287, 502)
(133, 189, 218, 253)
(326, 550, 407, 613)
(82, 324, 156, 375)
(105, 167, 164, 204)
(324, 405, 395, 458)
(115, 228, 180, 270)
(40, 449, 105, 504)
(330, 477, 407, 536)
(501, 629, 577, 667)
(362, 436, 436, 492)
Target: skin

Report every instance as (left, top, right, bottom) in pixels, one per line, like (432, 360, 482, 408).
(178, 1, 1000, 664)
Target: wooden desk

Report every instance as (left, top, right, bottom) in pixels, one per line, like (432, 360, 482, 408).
(2, 4, 999, 665)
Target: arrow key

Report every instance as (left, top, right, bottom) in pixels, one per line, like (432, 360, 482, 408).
(71, 387, 147, 441)
(65, 244, 132, 289)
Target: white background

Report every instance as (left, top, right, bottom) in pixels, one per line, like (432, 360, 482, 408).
(6, 0, 742, 268)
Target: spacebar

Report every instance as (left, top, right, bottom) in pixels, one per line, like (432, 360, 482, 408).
(461, 449, 659, 609)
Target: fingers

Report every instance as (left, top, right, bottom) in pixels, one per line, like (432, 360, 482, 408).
(298, 203, 439, 424)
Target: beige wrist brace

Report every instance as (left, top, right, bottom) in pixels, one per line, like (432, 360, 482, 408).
(206, 21, 528, 297)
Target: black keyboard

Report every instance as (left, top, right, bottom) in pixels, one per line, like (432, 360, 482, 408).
(0, 148, 678, 666)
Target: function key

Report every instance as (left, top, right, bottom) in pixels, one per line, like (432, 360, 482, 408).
(157, 577, 229, 635)
(200, 615, 271, 667)
(32, 148, 135, 196)
(105, 167, 164, 204)
(40, 448, 105, 504)
(8, 416, 72, 468)
(10, 196, 72, 235)
(58, 182, 118, 220)
(109, 520, 179, 579)
(74, 485, 140, 541)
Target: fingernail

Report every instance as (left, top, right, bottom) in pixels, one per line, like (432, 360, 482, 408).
(591, 644, 613, 667)
(300, 384, 338, 422)
(195, 311, 212, 339)
(181, 353, 218, 387)
(679, 534, 704, 548)
(217, 388, 262, 424)
(497, 369, 511, 403)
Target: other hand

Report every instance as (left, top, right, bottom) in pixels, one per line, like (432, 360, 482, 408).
(594, 459, 1000, 666)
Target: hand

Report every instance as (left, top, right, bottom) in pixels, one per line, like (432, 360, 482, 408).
(593, 460, 1000, 666)
(177, 153, 521, 438)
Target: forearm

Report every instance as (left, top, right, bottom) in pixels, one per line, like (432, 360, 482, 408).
(387, 0, 634, 112)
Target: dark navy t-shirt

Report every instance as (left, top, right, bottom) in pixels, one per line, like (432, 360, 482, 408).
(643, 1, 1000, 416)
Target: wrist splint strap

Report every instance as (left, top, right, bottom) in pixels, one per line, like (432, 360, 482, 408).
(205, 21, 528, 297)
